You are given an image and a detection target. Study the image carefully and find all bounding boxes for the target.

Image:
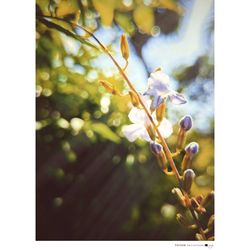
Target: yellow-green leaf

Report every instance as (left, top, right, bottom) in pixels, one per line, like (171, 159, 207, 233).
(92, 123, 121, 143)
(92, 0, 115, 26)
(56, 1, 77, 17)
(115, 13, 135, 35)
(133, 4, 154, 34)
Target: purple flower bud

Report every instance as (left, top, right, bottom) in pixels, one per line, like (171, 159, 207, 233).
(150, 141, 162, 155)
(179, 115, 193, 131)
(185, 142, 199, 155)
(183, 169, 196, 193)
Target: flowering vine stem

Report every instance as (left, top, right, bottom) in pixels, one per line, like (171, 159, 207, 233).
(37, 14, 207, 240)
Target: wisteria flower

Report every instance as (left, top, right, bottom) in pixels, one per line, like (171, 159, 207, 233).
(122, 98, 173, 142)
(144, 70, 187, 111)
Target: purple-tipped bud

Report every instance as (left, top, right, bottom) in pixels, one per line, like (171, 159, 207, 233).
(179, 115, 193, 131)
(150, 142, 162, 155)
(183, 169, 196, 193)
(185, 142, 199, 155)
(150, 142, 167, 170)
(182, 142, 199, 170)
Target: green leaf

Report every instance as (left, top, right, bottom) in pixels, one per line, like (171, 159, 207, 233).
(92, 123, 121, 144)
(115, 13, 135, 35)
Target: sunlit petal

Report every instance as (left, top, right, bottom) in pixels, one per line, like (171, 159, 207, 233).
(158, 118, 173, 138)
(146, 71, 169, 95)
(140, 128, 151, 142)
(144, 88, 156, 96)
(122, 124, 143, 142)
(168, 91, 187, 105)
(149, 71, 170, 86)
(145, 70, 186, 107)
(128, 107, 146, 124)
(122, 124, 151, 142)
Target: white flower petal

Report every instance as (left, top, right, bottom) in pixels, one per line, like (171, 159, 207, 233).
(150, 71, 170, 85)
(122, 124, 143, 142)
(122, 124, 151, 142)
(158, 118, 173, 138)
(140, 94, 150, 106)
(144, 88, 156, 97)
(147, 71, 172, 97)
(146, 70, 187, 106)
(147, 77, 155, 88)
(168, 91, 187, 105)
(128, 107, 146, 124)
(127, 94, 150, 124)
(140, 128, 151, 142)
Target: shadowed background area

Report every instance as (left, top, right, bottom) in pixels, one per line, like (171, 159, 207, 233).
(36, 0, 214, 240)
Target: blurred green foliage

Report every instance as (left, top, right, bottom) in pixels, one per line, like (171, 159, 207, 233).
(36, 0, 214, 240)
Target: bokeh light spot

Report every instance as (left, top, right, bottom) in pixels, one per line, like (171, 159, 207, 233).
(53, 197, 63, 208)
(123, 0, 133, 7)
(100, 95, 110, 114)
(57, 118, 70, 129)
(54, 168, 65, 179)
(36, 85, 42, 97)
(126, 154, 135, 166)
(195, 175, 211, 187)
(151, 26, 161, 37)
(161, 204, 176, 221)
(40, 71, 50, 81)
(42, 88, 52, 97)
(94, 110, 102, 119)
(138, 153, 147, 163)
(86, 130, 94, 138)
(70, 117, 84, 132)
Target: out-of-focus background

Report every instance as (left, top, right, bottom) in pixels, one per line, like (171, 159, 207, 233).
(36, 0, 214, 240)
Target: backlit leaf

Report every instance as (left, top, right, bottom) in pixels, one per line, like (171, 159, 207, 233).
(92, 0, 115, 26)
(92, 123, 121, 143)
(115, 13, 135, 35)
(133, 4, 154, 34)
(56, 1, 77, 17)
